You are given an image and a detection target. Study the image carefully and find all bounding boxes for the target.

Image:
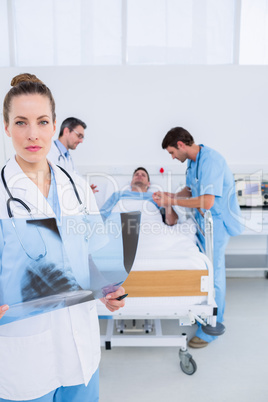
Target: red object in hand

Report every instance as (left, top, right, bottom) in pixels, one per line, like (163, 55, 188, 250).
(159, 167, 164, 174)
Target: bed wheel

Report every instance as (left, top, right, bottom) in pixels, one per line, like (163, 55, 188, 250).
(179, 350, 197, 375)
(180, 356, 197, 375)
(202, 322, 225, 336)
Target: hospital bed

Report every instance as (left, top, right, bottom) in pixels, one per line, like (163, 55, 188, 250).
(95, 175, 225, 375)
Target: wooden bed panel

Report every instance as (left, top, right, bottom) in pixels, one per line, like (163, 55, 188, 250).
(123, 270, 208, 297)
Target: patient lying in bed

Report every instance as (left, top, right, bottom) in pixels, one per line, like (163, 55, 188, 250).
(100, 167, 206, 271)
(100, 166, 178, 226)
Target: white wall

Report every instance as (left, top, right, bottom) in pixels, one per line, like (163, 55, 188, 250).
(0, 65, 267, 177)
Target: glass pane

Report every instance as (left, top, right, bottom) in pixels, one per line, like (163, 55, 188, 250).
(206, 0, 234, 64)
(167, 0, 234, 64)
(167, 0, 193, 48)
(14, 0, 54, 66)
(0, 0, 10, 66)
(127, 0, 235, 65)
(54, 0, 82, 65)
(167, 0, 206, 64)
(127, 0, 166, 64)
(240, 0, 268, 64)
(128, 0, 166, 46)
(11, 0, 121, 66)
(92, 0, 122, 64)
(79, 0, 122, 65)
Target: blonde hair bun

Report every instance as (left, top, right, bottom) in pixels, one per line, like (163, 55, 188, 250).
(11, 73, 44, 87)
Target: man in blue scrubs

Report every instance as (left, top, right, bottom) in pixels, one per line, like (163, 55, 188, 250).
(153, 127, 243, 348)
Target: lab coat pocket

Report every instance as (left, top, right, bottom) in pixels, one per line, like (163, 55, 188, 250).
(0, 329, 56, 399)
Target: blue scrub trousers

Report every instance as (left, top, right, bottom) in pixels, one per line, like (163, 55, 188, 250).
(196, 218, 230, 343)
(0, 369, 99, 402)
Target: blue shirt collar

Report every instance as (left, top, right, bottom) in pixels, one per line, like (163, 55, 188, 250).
(55, 139, 68, 157)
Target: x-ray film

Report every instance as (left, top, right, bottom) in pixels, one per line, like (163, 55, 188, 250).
(0, 211, 140, 325)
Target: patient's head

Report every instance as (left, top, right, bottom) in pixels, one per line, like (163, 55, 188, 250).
(131, 167, 150, 193)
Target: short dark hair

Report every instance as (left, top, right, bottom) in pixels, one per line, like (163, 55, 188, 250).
(162, 127, 194, 149)
(133, 167, 150, 182)
(59, 117, 87, 137)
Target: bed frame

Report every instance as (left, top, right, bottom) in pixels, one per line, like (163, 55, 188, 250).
(97, 210, 222, 375)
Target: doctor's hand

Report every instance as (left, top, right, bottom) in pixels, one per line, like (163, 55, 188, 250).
(90, 184, 99, 194)
(152, 191, 173, 207)
(100, 286, 126, 312)
(163, 192, 175, 198)
(0, 304, 9, 319)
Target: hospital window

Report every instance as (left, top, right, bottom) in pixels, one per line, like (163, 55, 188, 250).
(0, 0, 268, 67)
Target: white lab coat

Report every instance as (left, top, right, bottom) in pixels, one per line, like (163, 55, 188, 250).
(0, 156, 101, 401)
(47, 140, 76, 172)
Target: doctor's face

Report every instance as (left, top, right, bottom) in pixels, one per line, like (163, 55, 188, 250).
(4, 94, 56, 169)
(166, 145, 187, 163)
(65, 125, 85, 150)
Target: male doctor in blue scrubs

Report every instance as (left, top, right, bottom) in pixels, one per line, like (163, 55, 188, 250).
(153, 127, 243, 348)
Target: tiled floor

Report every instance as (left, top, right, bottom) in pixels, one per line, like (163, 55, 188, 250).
(99, 278, 268, 402)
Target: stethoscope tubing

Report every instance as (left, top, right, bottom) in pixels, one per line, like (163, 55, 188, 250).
(1, 166, 31, 218)
(186, 145, 202, 183)
(1, 165, 82, 219)
(1, 164, 84, 261)
(54, 141, 75, 171)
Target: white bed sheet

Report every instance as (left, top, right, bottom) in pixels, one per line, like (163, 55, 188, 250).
(133, 219, 209, 271)
(98, 198, 212, 319)
(108, 198, 208, 271)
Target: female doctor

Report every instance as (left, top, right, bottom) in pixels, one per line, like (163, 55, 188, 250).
(0, 73, 125, 402)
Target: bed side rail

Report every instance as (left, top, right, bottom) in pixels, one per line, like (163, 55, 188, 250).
(189, 210, 215, 306)
(189, 210, 213, 264)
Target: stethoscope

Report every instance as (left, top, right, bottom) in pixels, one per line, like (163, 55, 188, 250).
(186, 145, 203, 182)
(54, 141, 75, 171)
(1, 165, 88, 261)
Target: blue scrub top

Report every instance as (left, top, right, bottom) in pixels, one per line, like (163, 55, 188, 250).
(46, 167, 61, 220)
(186, 145, 242, 236)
